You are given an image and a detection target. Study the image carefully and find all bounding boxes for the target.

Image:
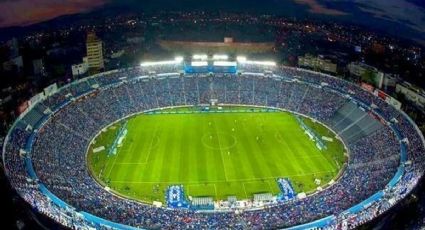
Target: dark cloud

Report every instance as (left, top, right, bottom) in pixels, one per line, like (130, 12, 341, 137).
(293, 0, 347, 16)
(0, 0, 107, 27)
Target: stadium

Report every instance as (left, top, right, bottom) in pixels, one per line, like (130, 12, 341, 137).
(2, 55, 425, 229)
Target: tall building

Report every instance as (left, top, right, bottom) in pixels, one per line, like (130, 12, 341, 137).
(7, 38, 19, 58)
(72, 57, 89, 77)
(86, 32, 104, 71)
(32, 59, 46, 76)
(396, 82, 425, 108)
(347, 62, 384, 88)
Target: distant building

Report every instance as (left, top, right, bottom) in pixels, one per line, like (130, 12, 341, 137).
(382, 74, 399, 90)
(72, 57, 89, 77)
(348, 62, 384, 88)
(396, 82, 425, 108)
(126, 36, 144, 44)
(371, 42, 385, 54)
(3, 56, 23, 71)
(298, 54, 337, 74)
(7, 38, 19, 58)
(354, 45, 362, 53)
(110, 50, 125, 59)
(32, 59, 46, 76)
(86, 32, 104, 71)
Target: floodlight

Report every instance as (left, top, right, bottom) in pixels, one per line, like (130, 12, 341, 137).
(213, 54, 228, 60)
(236, 56, 247, 62)
(213, 61, 237, 66)
(174, 56, 184, 62)
(192, 54, 208, 60)
(191, 61, 208, 66)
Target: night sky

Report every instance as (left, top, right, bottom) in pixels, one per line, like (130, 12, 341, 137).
(0, 0, 424, 43)
(0, 0, 107, 27)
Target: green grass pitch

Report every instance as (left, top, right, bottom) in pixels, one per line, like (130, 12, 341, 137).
(87, 106, 346, 203)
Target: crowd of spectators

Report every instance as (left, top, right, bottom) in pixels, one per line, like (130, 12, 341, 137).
(2, 64, 424, 229)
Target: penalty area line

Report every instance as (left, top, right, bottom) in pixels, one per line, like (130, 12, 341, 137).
(114, 162, 149, 165)
(109, 169, 337, 184)
(212, 118, 229, 182)
(105, 152, 120, 180)
(141, 123, 160, 164)
(242, 182, 248, 199)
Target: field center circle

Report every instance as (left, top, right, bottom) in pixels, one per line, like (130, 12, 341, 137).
(201, 132, 237, 150)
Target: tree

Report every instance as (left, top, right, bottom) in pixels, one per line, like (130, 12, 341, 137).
(361, 69, 378, 87)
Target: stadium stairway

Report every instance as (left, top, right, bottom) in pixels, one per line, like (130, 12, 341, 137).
(329, 102, 383, 144)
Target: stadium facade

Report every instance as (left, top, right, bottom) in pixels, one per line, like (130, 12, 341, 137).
(2, 56, 424, 229)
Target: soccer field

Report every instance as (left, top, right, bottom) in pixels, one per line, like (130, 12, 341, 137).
(87, 106, 346, 203)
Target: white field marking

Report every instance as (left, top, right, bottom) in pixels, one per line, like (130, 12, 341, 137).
(186, 183, 216, 197)
(98, 169, 103, 179)
(294, 154, 328, 160)
(99, 151, 114, 179)
(213, 118, 229, 182)
(109, 170, 336, 184)
(241, 180, 274, 197)
(106, 153, 120, 180)
(120, 146, 132, 152)
(242, 180, 270, 185)
(335, 159, 341, 169)
(141, 125, 160, 164)
(242, 182, 248, 199)
(120, 146, 132, 154)
(262, 131, 324, 158)
(273, 131, 327, 158)
(104, 126, 130, 180)
(200, 133, 237, 150)
(273, 131, 332, 160)
(111, 140, 134, 169)
(267, 180, 274, 192)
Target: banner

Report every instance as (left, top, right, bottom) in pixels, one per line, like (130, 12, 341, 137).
(375, 89, 388, 100)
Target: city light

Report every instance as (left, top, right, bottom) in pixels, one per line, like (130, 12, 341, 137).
(174, 56, 184, 62)
(213, 61, 237, 66)
(191, 61, 208, 66)
(212, 54, 228, 60)
(236, 56, 247, 62)
(192, 54, 208, 60)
